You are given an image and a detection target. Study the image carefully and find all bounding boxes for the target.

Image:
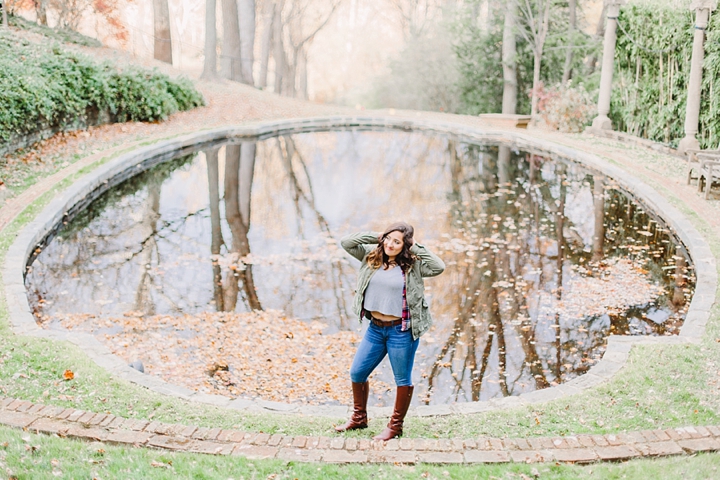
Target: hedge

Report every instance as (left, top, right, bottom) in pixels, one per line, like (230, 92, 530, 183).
(0, 29, 204, 144)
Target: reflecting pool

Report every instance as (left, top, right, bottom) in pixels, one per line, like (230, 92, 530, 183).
(25, 129, 694, 406)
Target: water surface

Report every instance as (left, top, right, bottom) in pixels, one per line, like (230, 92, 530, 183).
(26, 129, 694, 405)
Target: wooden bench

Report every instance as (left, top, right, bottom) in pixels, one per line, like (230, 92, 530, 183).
(696, 152, 720, 199)
(478, 114, 533, 129)
(685, 148, 719, 184)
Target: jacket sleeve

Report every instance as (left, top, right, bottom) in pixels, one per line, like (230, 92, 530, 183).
(340, 231, 380, 262)
(410, 243, 445, 278)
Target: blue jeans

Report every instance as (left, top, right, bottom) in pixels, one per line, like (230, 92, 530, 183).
(350, 322, 420, 387)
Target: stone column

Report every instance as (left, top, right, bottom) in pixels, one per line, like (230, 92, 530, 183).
(678, 0, 717, 154)
(591, 0, 625, 131)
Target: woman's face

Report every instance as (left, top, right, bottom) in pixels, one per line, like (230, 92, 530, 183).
(383, 230, 405, 258)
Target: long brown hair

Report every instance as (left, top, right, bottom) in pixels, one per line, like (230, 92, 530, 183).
(367, 222, 416, 272)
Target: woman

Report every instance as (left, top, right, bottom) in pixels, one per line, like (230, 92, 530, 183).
(335, 222, 445, 440)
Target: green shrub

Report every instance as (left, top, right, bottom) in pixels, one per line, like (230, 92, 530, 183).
(610, 5, 693, 147)
(611, 4, 720, 148)
(0, 30, 204, 144)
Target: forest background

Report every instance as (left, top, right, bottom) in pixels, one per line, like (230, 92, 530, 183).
(4, 0, 720, 148)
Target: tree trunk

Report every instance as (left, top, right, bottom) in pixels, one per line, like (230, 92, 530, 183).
(530, 0, 552, 120)
(134, 179, 161, 314)
(205, 148, 225, 311)
(35, 0, 48, 26)
(672, 245, 686, 307)
(486, 259, 509, 397)
(530, 2, 550, 118)
(501, 1, 517, 114)
(258, 3, 274, 88)
(202, 0, 218, 79)
(153, 0, 173, 64)
(286, 47, 297, 97)
(238, 0, 256, 85)
(221, 0, 242, 81)
(554, 164, 567, 382)
(531, 50, 541, 117)
(238, 142, 256, 226)
(273, 2, 286, 94)
(224, 144, 262, 311)
(2, 1, 7, 28)
(592, 178, 605, 261)
(486, 0, 495, 32)
(296, 46, 308, 100)
(497, 146, 511, 188)
(223, 145, 241, 311)
(585, 2, 607, 75)
(555, 163, 567, 301)
(562, 0, 577, 84)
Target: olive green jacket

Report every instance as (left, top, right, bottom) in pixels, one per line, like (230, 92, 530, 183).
(340, 231, 445, 340)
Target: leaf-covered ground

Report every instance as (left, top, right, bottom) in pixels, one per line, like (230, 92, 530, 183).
(53, 310, 395, 405)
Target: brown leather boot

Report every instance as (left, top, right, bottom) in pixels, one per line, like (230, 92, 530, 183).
(335, 381, 369, 432)
(373, 385, 413, 441)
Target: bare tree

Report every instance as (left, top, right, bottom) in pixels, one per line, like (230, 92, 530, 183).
(238, 143, 256, 224)
(134, 179, 162, 314)
(389, 0, 452, 38)
(153, 0, 173, 64)
(516, 0, 551, 117)
(258, 1, 274, 88)
(50, 0, 91, 30)
(672, 245, 686, 307)
(224, 144, 262, 311)
(562, 0, 577, 83)
(592, 177, 605, 261)
(206, 148, 225, 311)
(34, 0, 48, 26)
(271, 0, 341, 97)
(275, 135, 352, 325)
(295, 42, 308, 99)
(221, 0, 242, 81)
(585, 1, 607, 75)
(239, 0, 256, 85)
(502, 1, 518, 114)
(202, 0, 218, 79)
(272, 0, 286, 94)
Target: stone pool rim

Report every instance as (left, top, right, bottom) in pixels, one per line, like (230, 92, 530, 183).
(4, 115, 716, 419)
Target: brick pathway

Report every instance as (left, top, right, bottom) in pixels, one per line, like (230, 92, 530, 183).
(2, 396, 719, 464)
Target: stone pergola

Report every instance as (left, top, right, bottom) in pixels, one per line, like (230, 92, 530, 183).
(679, 0, 717, 154)
(591, 0, 717, 155)
(591, 0, 625, 131)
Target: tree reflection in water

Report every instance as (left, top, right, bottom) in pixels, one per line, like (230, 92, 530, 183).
(26, 130, 693, 406)
(422, 143, 690, 404)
